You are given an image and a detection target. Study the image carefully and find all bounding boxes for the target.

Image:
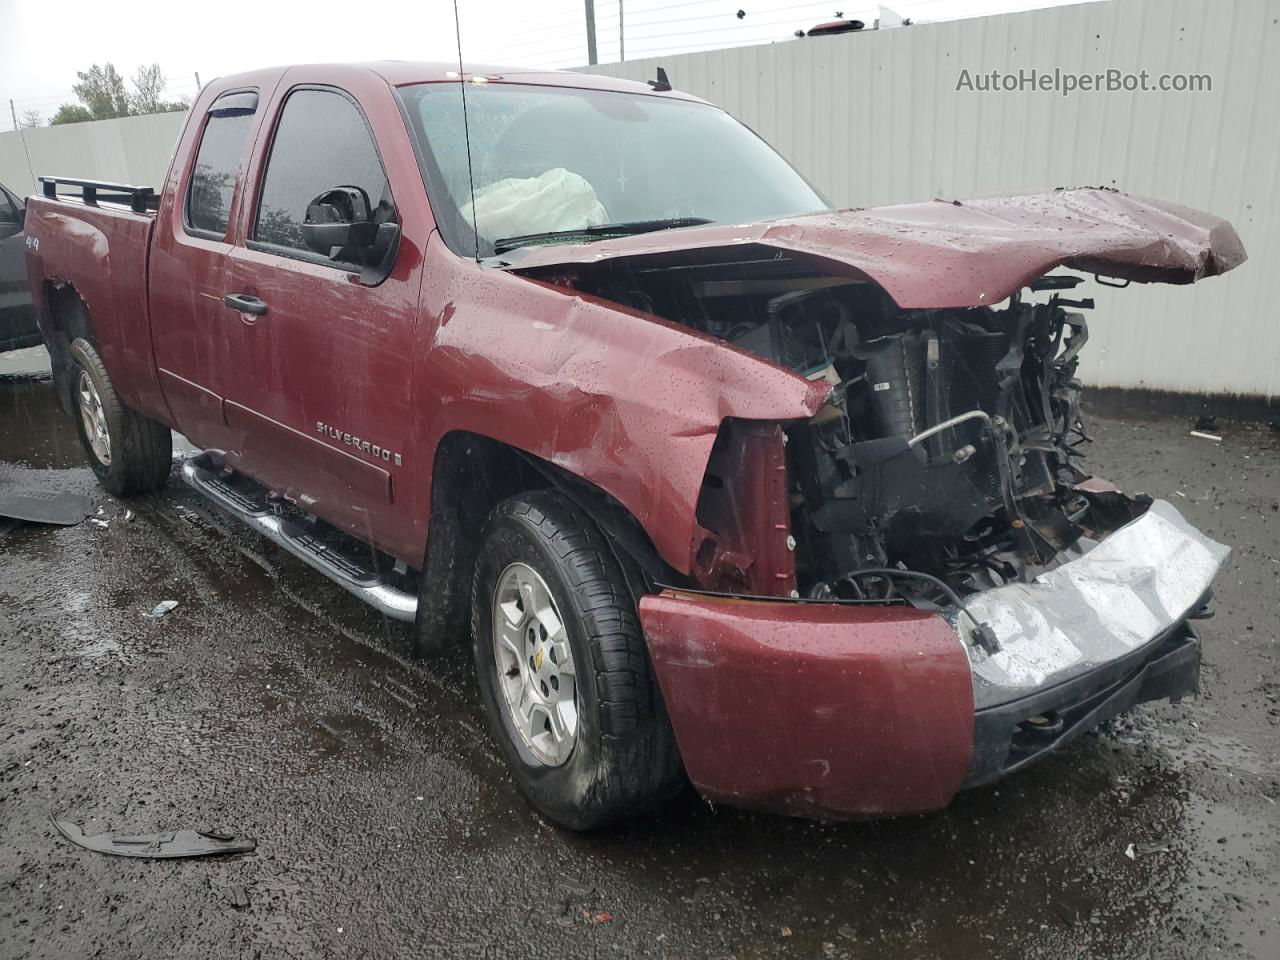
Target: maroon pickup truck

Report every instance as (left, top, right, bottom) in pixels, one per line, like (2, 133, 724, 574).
(25, 62, 1243, 829)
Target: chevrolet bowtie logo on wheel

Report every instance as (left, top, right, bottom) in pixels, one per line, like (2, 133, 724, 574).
(315, 421, 402, 466)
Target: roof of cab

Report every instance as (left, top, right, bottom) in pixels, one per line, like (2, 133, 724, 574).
(364, 61, 709, 102)
(200, 61, 710, 106)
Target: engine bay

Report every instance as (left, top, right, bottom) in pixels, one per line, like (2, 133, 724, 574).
(546, 249, 1151, 614)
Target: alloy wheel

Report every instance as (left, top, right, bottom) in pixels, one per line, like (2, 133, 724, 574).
(491, 561, 578, 766)
(77, 370, 112, 465)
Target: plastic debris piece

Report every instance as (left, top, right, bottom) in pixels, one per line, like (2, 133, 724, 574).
(50, 815, 257, 859)
(1124, 843, 1136, 860)
(1189, 430, 1222, 442)
(0, 490, 92, 526)
(88, 517, 109, 528)
(145, 600, 179, 618)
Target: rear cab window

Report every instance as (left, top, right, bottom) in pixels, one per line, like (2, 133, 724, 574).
(185, 90, 258, 239)
(251, 87, 394, 268)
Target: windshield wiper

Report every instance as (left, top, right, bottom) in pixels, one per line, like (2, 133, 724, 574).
(493, 217, 713, 254)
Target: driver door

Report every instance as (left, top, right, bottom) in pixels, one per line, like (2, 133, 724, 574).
(221, 83, 419, 549)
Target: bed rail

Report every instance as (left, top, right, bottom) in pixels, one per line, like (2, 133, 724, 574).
(38, 176, 158, 214)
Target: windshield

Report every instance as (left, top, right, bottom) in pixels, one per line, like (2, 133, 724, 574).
(398, 81, 829, 257)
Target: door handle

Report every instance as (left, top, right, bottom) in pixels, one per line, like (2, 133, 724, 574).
(223, 293, 268, 316)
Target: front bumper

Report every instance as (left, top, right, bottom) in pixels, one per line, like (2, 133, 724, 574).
(638, 593, 977, 818)
(639, 592, 1202, 819)
(965, 620, 1200, 787)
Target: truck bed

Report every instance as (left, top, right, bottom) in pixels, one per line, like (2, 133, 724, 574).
(23, 181, 165, 418)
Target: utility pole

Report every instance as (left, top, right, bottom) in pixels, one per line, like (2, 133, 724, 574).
(619, 0, 625, 62)
(194, 71, 202, 90)
(585, 0, 598, 65)
(9, 99, 17, 131)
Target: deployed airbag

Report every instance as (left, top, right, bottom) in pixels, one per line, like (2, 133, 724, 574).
(462, 167, 607, 243)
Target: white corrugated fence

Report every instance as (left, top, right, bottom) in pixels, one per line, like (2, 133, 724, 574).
(586, 0, 1280, 401)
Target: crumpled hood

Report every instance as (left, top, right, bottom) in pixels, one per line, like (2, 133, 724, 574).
(501, 188, 1246, 308)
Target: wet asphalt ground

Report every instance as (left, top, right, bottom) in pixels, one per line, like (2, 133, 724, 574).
(1, 346, 1277, 960)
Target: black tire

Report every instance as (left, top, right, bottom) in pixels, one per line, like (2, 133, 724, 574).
(471, 490, 682, 829)
(69, 337, 172, 496)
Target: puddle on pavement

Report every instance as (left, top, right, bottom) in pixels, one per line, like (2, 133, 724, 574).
(0, 355, 196, 471)
(75, 634, 124, 658)
(0, 372, 84, 468)
(540, 736, 1217, 959)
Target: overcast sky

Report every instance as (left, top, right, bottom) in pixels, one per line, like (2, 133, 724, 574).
(0, 0, 1100, 130)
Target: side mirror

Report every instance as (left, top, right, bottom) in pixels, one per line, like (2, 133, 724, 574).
(301, 186, 401, 285)
(302, 186, 374, 255)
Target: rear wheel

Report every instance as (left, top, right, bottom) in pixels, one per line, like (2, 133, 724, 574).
(69, 337, 172, 496)
(471, 490, 682, 829)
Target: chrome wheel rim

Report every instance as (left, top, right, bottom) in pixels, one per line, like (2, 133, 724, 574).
(77, 370, 111, 465)
(492, 562, 578, 767)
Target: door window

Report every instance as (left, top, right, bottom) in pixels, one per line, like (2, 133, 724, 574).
(253, 89, 392, 264)
(186, 101, 253, 239)
(186, 98, 254, 238)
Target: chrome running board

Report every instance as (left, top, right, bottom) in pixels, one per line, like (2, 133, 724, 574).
(180, 453, 418, 622)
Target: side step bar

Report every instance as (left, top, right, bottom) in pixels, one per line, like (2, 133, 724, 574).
(180, 453, 418, 622)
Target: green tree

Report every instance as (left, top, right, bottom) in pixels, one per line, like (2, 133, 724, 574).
(50, 104, 94, 125)
(71, 63, 131, 120)
(130, 64, 188, 115)
(50, 62, 188, 126)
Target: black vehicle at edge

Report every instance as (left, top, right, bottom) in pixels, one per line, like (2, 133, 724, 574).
(1, 180, 40, 353)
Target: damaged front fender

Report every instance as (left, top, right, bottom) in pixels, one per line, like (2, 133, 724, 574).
(413, 239, 828, 574)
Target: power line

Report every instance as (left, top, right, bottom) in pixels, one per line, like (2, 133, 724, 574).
(484, 4, 849, 58)
(627, 0, 851, 29)
(625, 33, 796, 57)
(482, 45, 589, 62)
(625, 13, 852, 43)
(622, 0, 735, 16)
(9, 81, 198, 112)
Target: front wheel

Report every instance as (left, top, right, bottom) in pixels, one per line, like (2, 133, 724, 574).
(69, 337, 172, 496)
(471, 491, 682, 829)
